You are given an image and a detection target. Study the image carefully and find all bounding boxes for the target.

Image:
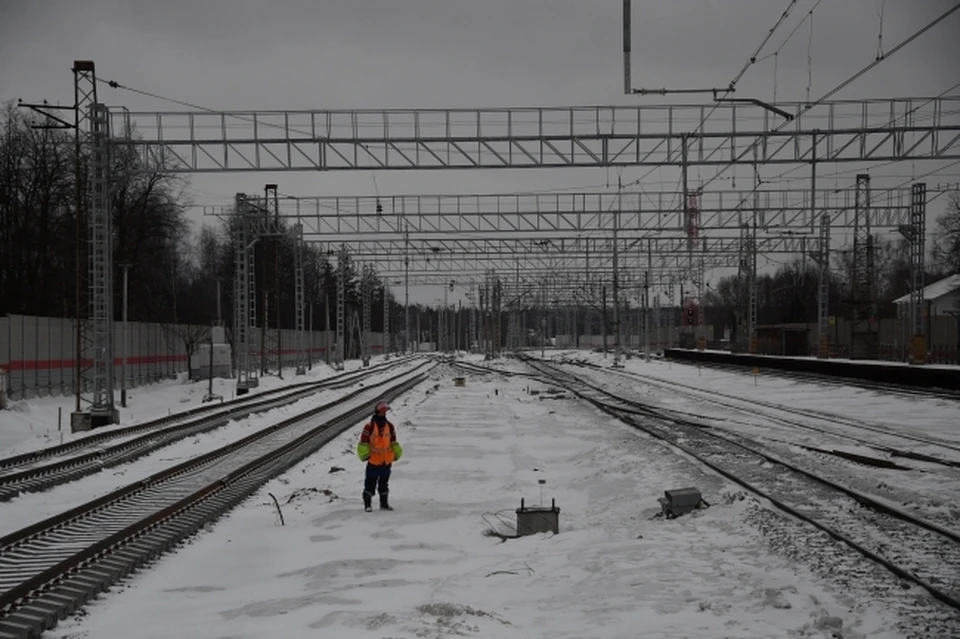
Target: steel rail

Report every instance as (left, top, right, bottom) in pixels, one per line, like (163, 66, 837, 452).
(563, 358, 960, 467)
(0, 355, 416, 474)
(518, 355, 960, 613)
(0, 358, 422, 501)
(0, 363, 433, 637)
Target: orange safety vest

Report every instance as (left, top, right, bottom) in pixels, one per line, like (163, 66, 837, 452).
(367, 421, 396, 466)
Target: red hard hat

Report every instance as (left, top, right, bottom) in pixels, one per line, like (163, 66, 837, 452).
(375, 401, 389, 413)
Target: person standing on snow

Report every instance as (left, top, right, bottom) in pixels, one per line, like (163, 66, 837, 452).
(357, 400, 403, 511)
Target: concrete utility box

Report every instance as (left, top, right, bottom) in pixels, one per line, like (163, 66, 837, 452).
(516, 498, 560, 536)
(658, 487, 703, 518)
(189, 343, 233, 381)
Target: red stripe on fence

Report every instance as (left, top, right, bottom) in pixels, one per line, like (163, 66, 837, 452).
(2, 354, 189, 372)
(0, 346, 353, 372)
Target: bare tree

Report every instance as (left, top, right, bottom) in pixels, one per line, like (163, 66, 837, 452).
(932, 191, 960, 275)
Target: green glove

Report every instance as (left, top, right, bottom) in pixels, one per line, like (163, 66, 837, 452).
(357, 442, 370, 461)
(391, 442, 403, 461)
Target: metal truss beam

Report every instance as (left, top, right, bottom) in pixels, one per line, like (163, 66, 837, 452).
(388, 267, 715, 288)
(107, 97, 960, 172)
(310, 234, 812, 269)
(234, 184, 947, 236)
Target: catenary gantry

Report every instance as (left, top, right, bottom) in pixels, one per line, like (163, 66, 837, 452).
(204, 184, 952, 236)
(107, 98, 960, 172)
(35, 57, 955, 425)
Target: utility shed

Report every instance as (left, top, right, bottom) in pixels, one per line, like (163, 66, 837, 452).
(894, 274, 960, 317)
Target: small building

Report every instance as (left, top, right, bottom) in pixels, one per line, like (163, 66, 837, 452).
(189, 325, 233, 380)
(893, 274, 960, 317)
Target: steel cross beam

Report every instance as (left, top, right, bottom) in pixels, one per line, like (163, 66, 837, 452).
(106, 97, 960, 172)
(383, 266, 724, 288)
(222, 183, 949, 236)
(330, 252, 742, 277)
(308, 234, 813, 262)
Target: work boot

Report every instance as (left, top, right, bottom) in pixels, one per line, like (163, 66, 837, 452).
(380, 494, 393, 511)
(363, 492, 373, 512)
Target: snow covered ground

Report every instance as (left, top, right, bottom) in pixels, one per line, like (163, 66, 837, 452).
(0, 358, 380, 457)
(556, 350, 960, 444)
(44, 362, 941, 639)
(0, 359, 425, 538)
(544, 350, 960, 532)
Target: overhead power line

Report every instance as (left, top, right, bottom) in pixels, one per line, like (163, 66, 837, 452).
(697, 2, 960, 202)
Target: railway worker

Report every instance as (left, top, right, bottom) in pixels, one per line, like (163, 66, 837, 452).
(356, 400, 403, 512)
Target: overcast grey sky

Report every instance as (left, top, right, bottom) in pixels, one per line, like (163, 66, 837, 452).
(1, 0, 958, 303)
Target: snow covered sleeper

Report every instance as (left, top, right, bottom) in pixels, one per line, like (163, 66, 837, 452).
(356, 401, 403, 512)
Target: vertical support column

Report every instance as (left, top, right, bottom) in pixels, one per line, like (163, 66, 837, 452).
(404, 223, 410, 354)
(70, 61, 98, 429)
(362, 263, 372, 366)
(694, 257, 706, 350)
(643, 271, 650, 359)
(87, 102, 117, 425)
(910, 183, 927, 364)
(540, 278, 547, 358)
(654, 294, 661, 355)
(817, 213, 831, 359)
(336, 243, 347, 370)
(851, 173, 876, 359)
(441, 285, 449, 353)
(293, 224, 306, 375)
(748, 230, 758, 355)
(235, 195, 259, 392)
(382, 284, 391, 360)
(612, 187, 623, 367)
(493, 276, 502, 357)
(468, 283, 477, 353)
(736, 223, 750, 353)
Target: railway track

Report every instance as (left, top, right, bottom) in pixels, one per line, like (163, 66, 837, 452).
(0, 361, 434, 638)
(518, 355, 960, 617)
(0, 356, 416, 474)
(0, 357, 420, 502)
(561, 357, 960, 469)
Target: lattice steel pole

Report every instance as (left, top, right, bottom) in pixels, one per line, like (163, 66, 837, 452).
(493, 276, 502, 357)
(851, 173, 875, 358)
(736, 223, 750, 352)
(235, 195, 259, 392)
(70, 61, 98, 426)
(382, 284, 391, 360)
(909, 183, 927, 364)
(654, 294, 661, 354)
(695, 256, 706, 350)
(748, 224, 758, 355)
(87, 102, 117, 425)
(612, 187, 623, 367)
(469, 284, 477, 353)
(293, 224, 306, 375)
(817, 213, 831, 359)
(643, 271, 650, 359)
(336, 244, 347, 369)
(361, 263, 372, 366)
(404, 223, 410, 354)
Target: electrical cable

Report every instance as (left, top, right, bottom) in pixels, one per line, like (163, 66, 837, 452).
(620, 0, 802, 194)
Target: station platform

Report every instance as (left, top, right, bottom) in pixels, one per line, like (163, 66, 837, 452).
(664, 348, 960, 392)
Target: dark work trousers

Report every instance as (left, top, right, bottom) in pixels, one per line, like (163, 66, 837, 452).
(364, 463, 392, 499)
